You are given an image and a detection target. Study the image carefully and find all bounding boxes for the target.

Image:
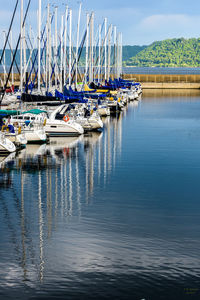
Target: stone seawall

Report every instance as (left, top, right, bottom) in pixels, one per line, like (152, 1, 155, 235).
(2, 73, 200, 89)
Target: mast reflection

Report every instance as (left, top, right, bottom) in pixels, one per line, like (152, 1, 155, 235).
(38, 171, 44, 282)
(20, 170, 27, 281)
(0, 109, 129, 283)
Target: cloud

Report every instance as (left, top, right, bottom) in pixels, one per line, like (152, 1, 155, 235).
(139, 14, 200, 33)
(132, 14, 200, 45)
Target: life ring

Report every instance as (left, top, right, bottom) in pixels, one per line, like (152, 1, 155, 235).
(63, 115, 70, 122)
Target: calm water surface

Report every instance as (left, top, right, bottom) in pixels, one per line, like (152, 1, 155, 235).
(1, 90, 200, 299)
(3, 66, 200, 74)
(123, 67, 200, 74)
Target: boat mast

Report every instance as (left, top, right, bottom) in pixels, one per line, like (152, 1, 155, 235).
(64, 6, 68, 86)
(3, 31, 11, 88)
(113, 26, 116, 79)
(29, 25, 33, 83)
(89, 12, 94, 83)
(91, 12, 94, 83)
(46, 3, 50, 91)
(89, 14, 92, 83)
(45, 24, 48, 90)
(120, 32, 123, 78)
(23, 14, 26, 84)
(104, 17, 107, 82)
(52, 33, 55, 81)
(75, 2, 82, 88)
(49, 12, 52, 90)
(98, 24, 101, 84)
(38, 0, 41, 93)
(20, 0, 23, 91)
(60, 15, 64, 91)
(11, 30, 14, 86)
(108, 25, 112, 81)
(3, 31, 6, 86)
(68, 9, 72, 87)
(55, 6, 58, 90)
(117, 32, 119, 78)
(85, 13, 89, 84)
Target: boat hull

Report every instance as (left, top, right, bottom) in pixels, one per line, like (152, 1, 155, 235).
(0, 136, 16, 153)
(25, 130, 47, 143)
(76, 117, 103, 131)
(45, 121, 84, 137)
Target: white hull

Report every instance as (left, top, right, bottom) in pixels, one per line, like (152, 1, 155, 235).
(98, 107, 110, 116)
(76, 117, 103, 131)
(45, 120, 84, 136)
(25, 129, 47, 143)
(5, 133, 27, 145)
(0, 135, 16, 153)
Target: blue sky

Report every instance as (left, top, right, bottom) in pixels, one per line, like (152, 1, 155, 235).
(1, 0, 200, 46)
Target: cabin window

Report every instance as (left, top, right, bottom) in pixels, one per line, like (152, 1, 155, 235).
(50, 126, 57, 128)
(18, 116, 23, 119)
(24, 117, 30, 120)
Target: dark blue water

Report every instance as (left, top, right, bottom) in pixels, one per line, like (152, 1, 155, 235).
(123, 67, 200, 74)
(1, 91, 200, 299)
(2, 66, 200, 75)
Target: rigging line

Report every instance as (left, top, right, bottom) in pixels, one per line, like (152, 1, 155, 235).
(94, 24, 111, 78)
(0, 0, 32, 103)
(25, 31, 45, 87)
(71, 13, 93, 83)
(26, 13, 55, 91)
(25, 34, 38, 78)
(0, 0, 19, 66)
(84, 14, 102, 82)
(7, 39, 20, 75)
(71, 31, 87, 83)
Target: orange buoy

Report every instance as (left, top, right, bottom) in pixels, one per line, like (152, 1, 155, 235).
(63, 115, 70, 122)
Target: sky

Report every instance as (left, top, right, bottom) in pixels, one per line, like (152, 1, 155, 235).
(1, 0, 200, 46)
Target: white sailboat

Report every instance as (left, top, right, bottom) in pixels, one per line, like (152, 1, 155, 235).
(10, 110, 47, 143)
(0, 133, 16, 153)
(45, 105, 84, 136)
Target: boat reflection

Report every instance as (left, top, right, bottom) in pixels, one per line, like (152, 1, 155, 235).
(0, 110, 129, 284)
(142, 88, 200, 100)
(0, 153, 16, 188)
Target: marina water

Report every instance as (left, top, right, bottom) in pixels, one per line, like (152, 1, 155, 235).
(1, 90, 200, 299)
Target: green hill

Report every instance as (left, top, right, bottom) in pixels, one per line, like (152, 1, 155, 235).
(0, 45, 146, 68)
(125, 38, 200, 67)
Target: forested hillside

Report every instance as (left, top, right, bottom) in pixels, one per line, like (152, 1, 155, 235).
(0, 45, 146, 67)
(2, 39, 200, 68)
(125, 38, 200, 67)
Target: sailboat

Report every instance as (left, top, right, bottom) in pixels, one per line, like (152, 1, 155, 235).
(45, 105, 84, 136)
(0, 132, 16, 153)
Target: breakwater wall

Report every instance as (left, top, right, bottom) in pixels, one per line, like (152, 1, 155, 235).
(2, 73, 200, 89)
(122, 74, 200, 89)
